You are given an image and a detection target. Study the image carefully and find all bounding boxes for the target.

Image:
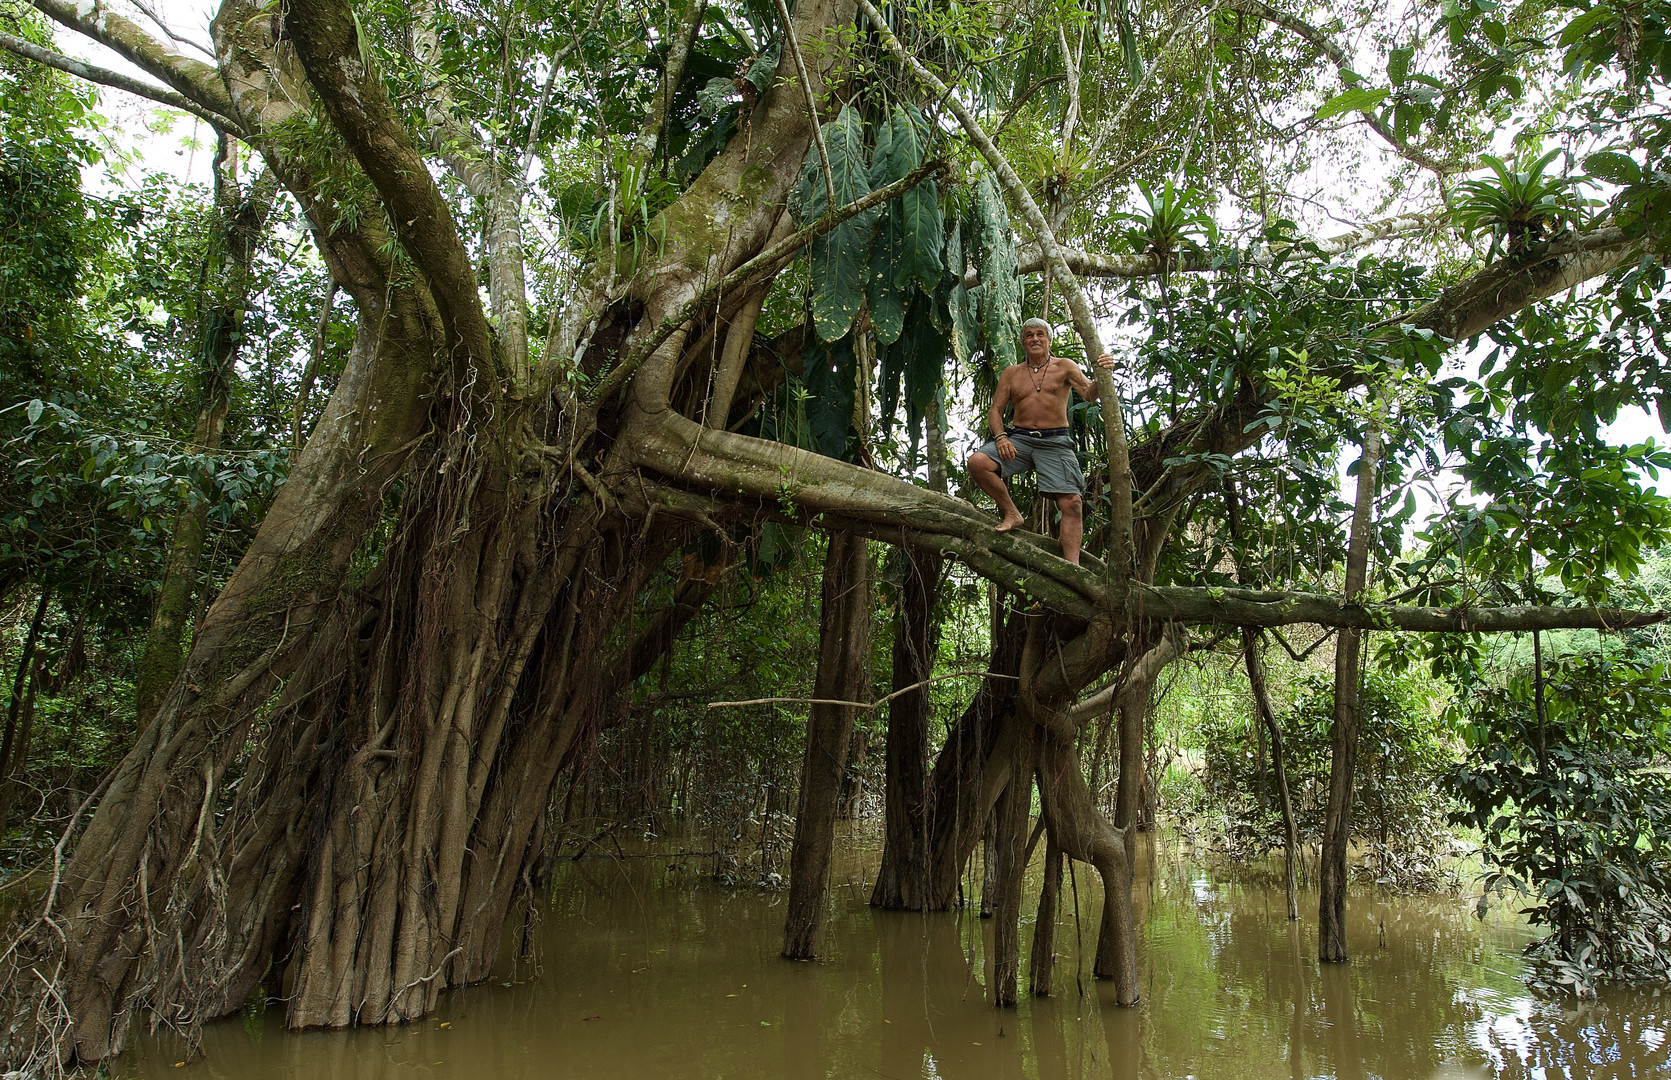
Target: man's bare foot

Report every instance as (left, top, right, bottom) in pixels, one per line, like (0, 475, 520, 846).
(994, 513, 1024, 533)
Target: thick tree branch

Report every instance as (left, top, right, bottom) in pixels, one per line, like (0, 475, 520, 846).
(1135, 585, 1667, 632)
(1066, 623, 1185, 722)
(1403, 228, 1647, 341)
(28, 0, 240, 126)
(628, 411, 1666, 636)
(1010, 212, 1448, 281)
(0, 29, 236, 131)
(626, 0, 708, 191)
(285, 0, 497, 371)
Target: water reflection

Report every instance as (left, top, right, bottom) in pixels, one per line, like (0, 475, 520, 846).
(121, 835, 1668, 1080)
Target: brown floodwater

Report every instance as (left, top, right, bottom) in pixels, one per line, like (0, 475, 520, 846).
(121, 831, 1670, 1079)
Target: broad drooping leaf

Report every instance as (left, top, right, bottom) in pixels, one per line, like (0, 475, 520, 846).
(871, 105, 943, 292)
(900, 291, 949, 429)
(868, 203, 907, 345)
(877, 312, 906, 431)
(946, 221, 980, 362)
(877, 286, 952, 438)
(800, 331, 857, 459)
(794, 105, 879, 342)
(975, 169, 1020, 367)
(742, 37, 781, 96)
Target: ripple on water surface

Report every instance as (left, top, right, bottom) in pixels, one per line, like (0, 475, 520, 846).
(122, 834, 1670, 1079)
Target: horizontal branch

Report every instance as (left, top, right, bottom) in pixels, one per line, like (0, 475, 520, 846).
(29, 0, 240, 127)
(627, 411, 1105, 619)
(1136, 585, 1668, 632)
(707, 671, 1019, 711)
(1404, 227, 1647, 341)
(631, 413, 1666, 635)
(0, 29, 234, 131)
(1005, 213, 1448, 282)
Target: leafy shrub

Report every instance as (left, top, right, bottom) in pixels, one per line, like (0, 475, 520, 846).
(1198, 665, 1458, 888)
(1448, 653, 1671, 996)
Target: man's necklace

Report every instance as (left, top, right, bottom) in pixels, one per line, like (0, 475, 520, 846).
(1027, 359, 1048, 393)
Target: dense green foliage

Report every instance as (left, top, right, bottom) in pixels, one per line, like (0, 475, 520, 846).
(1449, 650, 1671, 996)
(1195, 663, 1458, 887)
(0, 15, 354, 869)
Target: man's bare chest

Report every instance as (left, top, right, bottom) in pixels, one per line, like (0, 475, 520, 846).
(1010, 362, 1073, 398)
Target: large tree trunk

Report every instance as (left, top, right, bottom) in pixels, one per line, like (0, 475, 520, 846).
(1320, 417, 1382, 963)
(871, 546, 942, 909)
(56, 305, 439, 1060)
(33, 0, 839, 1056)
(783, 531, 872, 959)
(988, 707, 1036, 1006)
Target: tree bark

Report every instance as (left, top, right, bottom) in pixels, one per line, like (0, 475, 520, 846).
(1320, 416, 1382, 963)
(1029, 830, 1063, 997)
(871, 546, 942, 910)
(989, 709, 1036, 1006)
(1036, 727, 1138, 1004)
(783, 531, 872, 959)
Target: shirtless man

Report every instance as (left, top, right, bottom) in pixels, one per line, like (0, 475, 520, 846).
(967, 318, 1117, 565)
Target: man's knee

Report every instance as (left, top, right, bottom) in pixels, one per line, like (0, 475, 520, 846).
(1056, 493, 1083, 515)
(969, 451, 997, 474)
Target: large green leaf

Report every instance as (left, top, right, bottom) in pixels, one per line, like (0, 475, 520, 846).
(946, 221, 980, 362)
(869, 105, 921, 187)
(975, 170, 1020, 368)
(876, 324, 906, 433)
(868, 106, 943, 293)
(800, 105, 880, 342)
(800, 332, 857, 459)
(811, 229, 870, 341)
(868, 203, 907, 346)
(900, 291, 949, 429)
(900, 178, 944, 292)
(1314, 87, 1390, 120)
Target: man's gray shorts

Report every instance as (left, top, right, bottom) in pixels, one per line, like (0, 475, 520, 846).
(973, 428, 1085, 495)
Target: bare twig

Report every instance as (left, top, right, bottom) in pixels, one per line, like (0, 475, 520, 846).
(708, 670, 1019, 711)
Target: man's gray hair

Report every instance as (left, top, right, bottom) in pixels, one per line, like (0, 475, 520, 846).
(1021, 317, 1052, 334)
